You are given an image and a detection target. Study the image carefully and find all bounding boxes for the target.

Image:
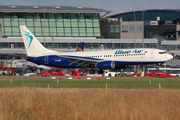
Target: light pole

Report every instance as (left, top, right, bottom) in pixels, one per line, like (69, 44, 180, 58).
(142, 4, 144, 48)
(43, 6, 45, 47)
(129, 5, 136, 48)
(52, 6, 54, 50)
(129, 5, 136, 72)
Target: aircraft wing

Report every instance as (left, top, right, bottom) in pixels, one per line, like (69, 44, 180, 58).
(55, 55, 102, 67)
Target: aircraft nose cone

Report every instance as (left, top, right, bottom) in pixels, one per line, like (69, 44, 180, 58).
(168, 54, 173, 60)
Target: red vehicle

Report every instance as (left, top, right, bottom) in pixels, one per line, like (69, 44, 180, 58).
(59, 70, 65, 76)
(148, 68, 180, 77)
(0, 65, 5, 69)
(72, 70, 87, 76)
(6, 68, 14, 76)
(134, 71, 141, 77)
(41, 72, 51, 77)
(72, 70, 82, 76)
(50, 69, 59, 76)
(50, 69, 65, 76)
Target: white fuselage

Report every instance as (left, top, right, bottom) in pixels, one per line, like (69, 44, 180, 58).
(42, 48, 172, 63)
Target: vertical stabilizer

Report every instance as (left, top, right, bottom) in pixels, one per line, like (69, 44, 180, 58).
(76, 42, 84, 52)
(20, 25, 56, 57)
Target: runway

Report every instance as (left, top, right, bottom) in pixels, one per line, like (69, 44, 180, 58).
(0, 75, 133, 81)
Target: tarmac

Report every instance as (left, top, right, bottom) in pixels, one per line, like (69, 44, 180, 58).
(0, 75, 133, 80)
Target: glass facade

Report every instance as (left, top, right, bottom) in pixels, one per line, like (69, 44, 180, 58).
(110, 24, 143, 33)
(110, 10, 180, 24)
(1, 12, 100, 37)
(162, 45, 180, 50)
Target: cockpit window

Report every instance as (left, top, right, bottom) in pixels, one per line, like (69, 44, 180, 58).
(159, 52, 166, 54)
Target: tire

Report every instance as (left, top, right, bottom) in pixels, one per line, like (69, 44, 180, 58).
(157, 75, 160, 78)
(176, 75, 179, 77)
(108, 74, 111, 77)
(98, 69, 103, 74)
(90, 70, 95, 74)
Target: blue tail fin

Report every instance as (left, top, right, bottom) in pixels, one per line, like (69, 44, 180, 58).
(76, 42, 84, 52)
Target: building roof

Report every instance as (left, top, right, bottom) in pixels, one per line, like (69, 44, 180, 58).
(108, 9, 180, 18)
(0, 5, 112, 13)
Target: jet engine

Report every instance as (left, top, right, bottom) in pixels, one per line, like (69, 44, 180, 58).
(97, 61, 115, 69)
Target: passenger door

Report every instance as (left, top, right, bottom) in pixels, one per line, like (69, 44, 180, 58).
(151, 51, 154, 58)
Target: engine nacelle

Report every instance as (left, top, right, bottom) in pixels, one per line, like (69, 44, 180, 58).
(97, 61, 115, 69)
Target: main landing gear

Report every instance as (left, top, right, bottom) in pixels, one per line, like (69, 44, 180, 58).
(98, 69, 103, 74)
(90, 69, 104, 74)
(90, 69, 95, 74)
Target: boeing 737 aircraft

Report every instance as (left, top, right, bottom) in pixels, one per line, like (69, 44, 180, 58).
(20, 26, 173, 74)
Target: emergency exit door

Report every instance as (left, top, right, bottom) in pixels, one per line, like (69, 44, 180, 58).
(151, 51, 154, 58)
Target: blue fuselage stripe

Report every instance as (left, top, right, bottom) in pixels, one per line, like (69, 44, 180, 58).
(27, 55, 165, 68)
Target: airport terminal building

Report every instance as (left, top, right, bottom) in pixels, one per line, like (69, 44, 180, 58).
(0, 6, 109, 38)
(104, 9, 180, 40)
(0, 6, 180, 67)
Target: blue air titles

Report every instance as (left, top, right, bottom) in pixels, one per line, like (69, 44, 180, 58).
(115, 50, 131, 54)
(115, 50, 143, 54)
(132, 50, 143, 53)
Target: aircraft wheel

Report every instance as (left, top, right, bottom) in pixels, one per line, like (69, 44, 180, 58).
(98, 69, 103, 74)
(90, 69, 95, 74)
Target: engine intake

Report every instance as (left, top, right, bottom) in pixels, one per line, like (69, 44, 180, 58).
(97, 61, 115, 69)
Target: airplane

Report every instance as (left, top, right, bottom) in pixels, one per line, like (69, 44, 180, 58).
(20, 25, 173, 74)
